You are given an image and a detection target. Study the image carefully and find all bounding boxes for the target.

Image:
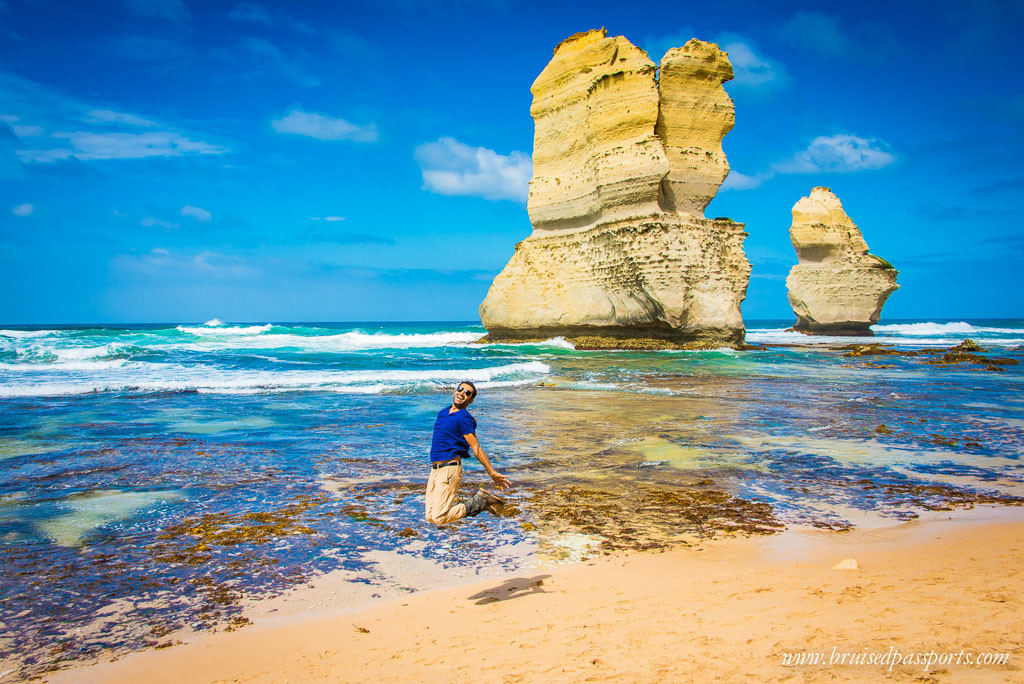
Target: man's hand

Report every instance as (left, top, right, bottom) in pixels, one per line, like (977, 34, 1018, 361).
(490, 472, 511, 491)
(466, 433, 510, 491)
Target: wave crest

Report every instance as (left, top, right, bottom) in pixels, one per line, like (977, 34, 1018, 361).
(0, 360, 551, 397)
(177, 324, 273, 336)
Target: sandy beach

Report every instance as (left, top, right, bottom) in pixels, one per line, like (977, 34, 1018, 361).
(49, 506, 1022, 683)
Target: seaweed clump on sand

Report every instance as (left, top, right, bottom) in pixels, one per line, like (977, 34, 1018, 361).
(640, 489, 783, 536)
(525, 485, 782, 554)
(855, 479, 1024, 511)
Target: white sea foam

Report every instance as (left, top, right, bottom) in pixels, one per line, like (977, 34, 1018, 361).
(54, 344, 133, 360)
(0, 360, 131, 372)
(872, 322, 1020, 335)
(745, 330, 877, 345)
(493, 337, 577, 350)
(536, 337, 576, 350)
(0, 330, 489, 366)
(0, 342, 137, 367)
(0, 329, 57, 338)
(177, 324, 273, 336)
(203, 318, 225, 327)
(168, 330, 482, 352)
(745, 327, 1024, 347)
(0, 361, 551, 397)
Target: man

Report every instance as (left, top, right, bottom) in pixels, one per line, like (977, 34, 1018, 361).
(425, 381, 511, 525)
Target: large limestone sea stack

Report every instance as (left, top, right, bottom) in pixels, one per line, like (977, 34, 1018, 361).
(479, 29, 751, 349)
(786, 187, 899, 335)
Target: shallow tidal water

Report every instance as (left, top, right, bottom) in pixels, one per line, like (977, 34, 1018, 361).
(0, 319, 1022, 676)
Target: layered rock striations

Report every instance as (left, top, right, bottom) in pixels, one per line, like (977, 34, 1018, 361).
(479, 29, 751, 348)
(786, 187, 899, 335)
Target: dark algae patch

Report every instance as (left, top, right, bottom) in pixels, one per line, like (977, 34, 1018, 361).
(843, 339, 1020, 371)
(841, 344, 920, 358)
(524, 485, 783, 554)
(150, 496, 326, 576)
(855, 480, 1024, 511)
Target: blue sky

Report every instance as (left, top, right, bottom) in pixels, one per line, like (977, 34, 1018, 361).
(1, 0, 1021, 324)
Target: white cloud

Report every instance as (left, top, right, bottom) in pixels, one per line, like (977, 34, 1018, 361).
(112, 248, 257, 277)
(0, 115, 42, 137)
(772, 135, 896, 174)
(230, 3, 313, 34)
(141, 216, 179, 229)
(779, 11, 851, 57)
(229, 2, 271, 24)
(714, 33, 787, 88)
(238, 38, 320, 88)
(84, 109, 156, 127)
(414, 137, 531, 203)
(122, 0, 190, 23)
(240, 35, 282, 60)
(271, 108, 378, 142)
(722, 134, 896, 192)
(180, 204, 212, 222)
(11, 203, 33, 216)
(11, 124, 43, 137)
(1, 70, 228, 166)
(721, 171, 769, 191)
(18, 131, 228, 162)
(310, 216, 345, 221)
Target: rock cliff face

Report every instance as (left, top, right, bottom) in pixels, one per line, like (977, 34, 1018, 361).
(785, 187, 898, 334)
(479, 29, 750, 348)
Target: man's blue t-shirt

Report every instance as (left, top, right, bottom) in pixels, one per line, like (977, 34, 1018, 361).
(430, 407, 477, 463)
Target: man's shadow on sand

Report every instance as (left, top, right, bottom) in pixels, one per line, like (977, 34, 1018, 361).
(466, 575, 551, 605)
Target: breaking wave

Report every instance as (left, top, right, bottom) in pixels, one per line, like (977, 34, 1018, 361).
(176, 324, 273, 336)
(0, 361, 551, 397)
(871, 322, 1019, 335)
(746, 321, 1024, 347)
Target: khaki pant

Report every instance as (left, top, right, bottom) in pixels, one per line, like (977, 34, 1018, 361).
(425, 462, 468, 525)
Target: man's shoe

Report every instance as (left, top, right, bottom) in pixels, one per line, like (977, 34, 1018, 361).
(476, 488, 505, 506)
(464, 489, 506, 517)
(475, 488, 505, 514)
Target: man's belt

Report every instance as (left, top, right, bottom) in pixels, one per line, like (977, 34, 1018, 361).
(431, 459, 461, 470)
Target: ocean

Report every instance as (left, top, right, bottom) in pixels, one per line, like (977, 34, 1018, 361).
(1, 319, 1022, 675)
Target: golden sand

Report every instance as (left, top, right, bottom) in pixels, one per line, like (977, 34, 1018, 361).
(49, 506, 1023, 683)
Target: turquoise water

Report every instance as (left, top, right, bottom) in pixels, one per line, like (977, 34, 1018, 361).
(1, 319, 1022, 674)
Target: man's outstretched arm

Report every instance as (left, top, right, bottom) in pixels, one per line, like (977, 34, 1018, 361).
(465, 433, 511, 491)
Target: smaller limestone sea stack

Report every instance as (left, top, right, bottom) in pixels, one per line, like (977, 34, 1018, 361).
(786, 187, 898, 335)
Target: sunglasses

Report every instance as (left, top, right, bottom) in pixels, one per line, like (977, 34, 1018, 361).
(455, 386, 475, 397)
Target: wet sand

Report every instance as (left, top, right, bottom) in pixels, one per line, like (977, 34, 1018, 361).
(49, 506, 1023, 683)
